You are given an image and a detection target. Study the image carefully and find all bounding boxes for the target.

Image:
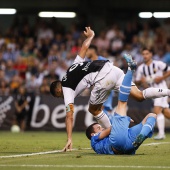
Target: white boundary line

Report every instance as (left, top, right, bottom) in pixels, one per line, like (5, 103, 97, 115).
(0, 165, 170, 169)
(0, 142, 169, 159)
(0, 148, 91, 158)
(143, 142, 170, 146)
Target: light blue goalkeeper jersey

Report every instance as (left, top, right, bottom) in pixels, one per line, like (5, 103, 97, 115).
(91, 133, 114, 154)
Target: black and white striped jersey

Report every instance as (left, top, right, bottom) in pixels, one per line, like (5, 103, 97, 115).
(62, 60, 108, 90)
(135, 60, 170, 88)
(61, 55, 111, 106)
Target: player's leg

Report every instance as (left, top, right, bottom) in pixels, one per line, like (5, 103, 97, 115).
(130, 86, 170, 102)
(115, 70, 133, 116)
(133, 113, 157, 148)
(163, 108, 170, 119)
(89, 68, 118, 128)
(153, 106, 165, 140)
(115, 54, 136, 116)
(89, 103, 111, 128)
(153, 97, 169, 139)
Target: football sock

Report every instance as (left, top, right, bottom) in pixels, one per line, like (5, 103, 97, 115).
(143, 88, 170, 99)
(103, 90, 114, 111)
(156, 113, 165, 136)
(119, 70, 132, 102)
(140, 117, 156, 138)
(94, 111, 111, 128)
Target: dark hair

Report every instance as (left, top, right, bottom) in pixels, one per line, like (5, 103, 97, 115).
(50, 80, 61, 97)
(85, 123, 98, 140)
(141, 46, 153, 54)
(89, 45, 98, 53)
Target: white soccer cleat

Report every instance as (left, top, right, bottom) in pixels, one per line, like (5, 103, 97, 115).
(154, 134, 166, 140)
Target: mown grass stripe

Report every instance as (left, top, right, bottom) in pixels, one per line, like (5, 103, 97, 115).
(0, 142, 169, 159)
(0, 165, 170, 169)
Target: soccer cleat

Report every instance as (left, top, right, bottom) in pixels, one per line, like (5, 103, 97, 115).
(154, 134, 166, 140)
(132, 134, 146, 149)
(123, 53, 137, 71)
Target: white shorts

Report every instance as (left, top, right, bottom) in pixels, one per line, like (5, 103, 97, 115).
(153, 96, 169, 108)
(90, 64, 134, 105)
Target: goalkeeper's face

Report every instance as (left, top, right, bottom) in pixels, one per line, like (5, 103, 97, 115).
(93, 124, 104, 133)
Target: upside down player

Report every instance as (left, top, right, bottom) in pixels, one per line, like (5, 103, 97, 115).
(50, 27, 170, 151)
(86, 60, 156, 155)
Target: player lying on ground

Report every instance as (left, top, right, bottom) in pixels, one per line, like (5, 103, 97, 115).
(86, 59, 156, 155)
(50, 27, 170, 151)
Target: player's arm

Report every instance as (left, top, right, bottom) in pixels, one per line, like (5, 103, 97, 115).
(63, 104, 74, 151)
(78, 27, 95, 59)
(154, 63, 170, 83)
(154, 70, 170, 83)
(163, 70, 170, 79)
(98, 127, 111, 139)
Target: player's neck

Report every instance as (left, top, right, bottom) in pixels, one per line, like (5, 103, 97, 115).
(145, 59, 152, 66)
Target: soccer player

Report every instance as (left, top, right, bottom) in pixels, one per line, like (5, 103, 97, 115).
(50, 27, 170, 151)
(86, 59, 156, 155)
(135, 47, 170, 140)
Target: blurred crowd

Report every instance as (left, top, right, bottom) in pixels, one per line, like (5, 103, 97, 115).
(0, 16, 170, 96)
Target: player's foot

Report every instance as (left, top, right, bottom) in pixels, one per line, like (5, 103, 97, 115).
(123, 53, 137, 71)
(154, 134, 166, 140)
(132, 134, 146, 149)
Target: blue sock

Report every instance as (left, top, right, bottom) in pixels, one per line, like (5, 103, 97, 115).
(119, 70, 133, 102)
(140, 117, 156, 138)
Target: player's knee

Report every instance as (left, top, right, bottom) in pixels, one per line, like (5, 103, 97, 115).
(88, 107, 95, 115)
(133, 91, 144, 102)
(131, 87, 145, 102)
(88, 106, 100, 116)
(148, 113, 157, 119)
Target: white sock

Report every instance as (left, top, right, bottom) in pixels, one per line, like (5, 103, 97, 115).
(143, 88, 170, 99)
(157, 113, 165, 136)
(94, 111, 111, 128)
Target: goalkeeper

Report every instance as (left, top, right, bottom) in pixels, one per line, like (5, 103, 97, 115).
(86, 58, 156, 154)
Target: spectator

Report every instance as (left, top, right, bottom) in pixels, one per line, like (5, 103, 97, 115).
(0, 80, 9, 96)
(13, 85, 30, 132)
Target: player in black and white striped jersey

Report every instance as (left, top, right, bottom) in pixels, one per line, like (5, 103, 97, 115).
(135, 47, 170, 140)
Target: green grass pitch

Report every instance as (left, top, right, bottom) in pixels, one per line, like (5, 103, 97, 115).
(0, 131, 170, 170)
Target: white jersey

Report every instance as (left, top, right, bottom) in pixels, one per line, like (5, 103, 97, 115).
(135, 60, 170, 89)
(61, 55, 112, 106)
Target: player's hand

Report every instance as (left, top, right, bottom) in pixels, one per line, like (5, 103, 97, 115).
(84, 27, 95, 38)
(154, 76, 163, 84)
(62, 138, 72, 152)
(141, 76, 149, 88)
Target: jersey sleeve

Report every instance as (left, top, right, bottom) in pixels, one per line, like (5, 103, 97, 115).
(158, 61, 169, 71)
(73, 55, 85, 64)
(62, 87, 75, 106)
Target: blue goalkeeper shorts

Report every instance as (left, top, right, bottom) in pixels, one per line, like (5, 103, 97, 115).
(108, 113, 143, 154)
